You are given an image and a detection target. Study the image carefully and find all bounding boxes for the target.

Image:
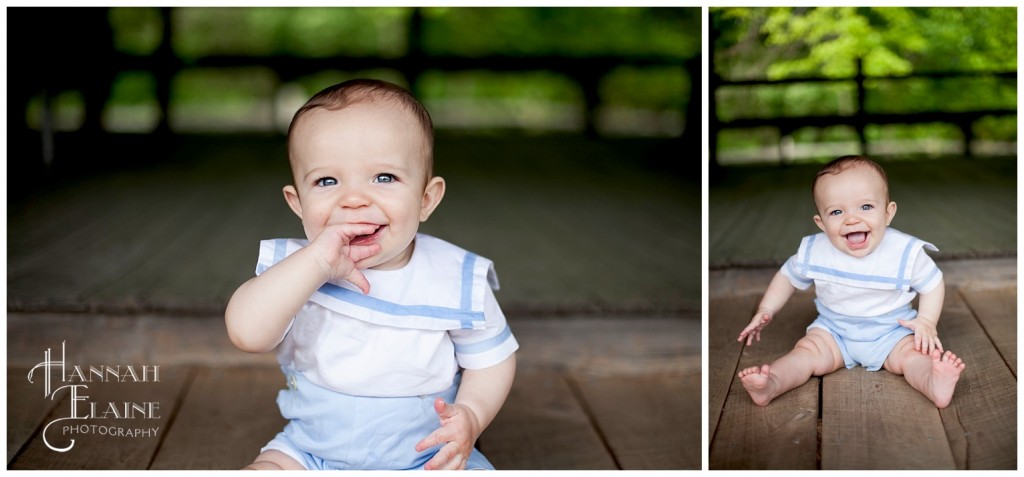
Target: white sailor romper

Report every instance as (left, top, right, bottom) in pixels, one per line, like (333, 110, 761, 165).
(253, 234, 518, 470)
(780, 228, 943, 371)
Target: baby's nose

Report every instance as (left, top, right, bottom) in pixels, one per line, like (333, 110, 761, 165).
(338, 187, 371, 208)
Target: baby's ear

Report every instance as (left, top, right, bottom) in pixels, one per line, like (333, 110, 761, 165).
(813, 214, 825, 232)
(419, 176, 446, 222)
(886, 201, 897, 225)
(282, 185, 304, 220)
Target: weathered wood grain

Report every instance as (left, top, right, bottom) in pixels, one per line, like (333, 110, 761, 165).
(936, 292, 1016, 470)
(7, 368, 66, 464)
(481, 370, 617, 470)
(821, 367, 955, 469)
(958, 287, 1016, 377)
(8, 367, 190, 470)
(149, 367, 287, 470)
(570, 372, 699, 469)
(709, 291, 820, 470)
(708, 294, 759, 440)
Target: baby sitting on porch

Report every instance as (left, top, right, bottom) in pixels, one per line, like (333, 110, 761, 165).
(736, 155, 965, 408)
(225, 79, 517, 470)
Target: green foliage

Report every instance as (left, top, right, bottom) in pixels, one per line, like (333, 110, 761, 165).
(712, 7, 1017, 158)
(714, 7, 1016, 79)
(171, 8, 411, 60)
(716, 82, 857, 121)
(601, 66, 688, 109)
(93, 7, 698, 136)
(173, 67, 278, 105)
(110, 8, 163, 55)
(109, 71, 157, 105)
(420, 7, 697, 58)
(417, 70, 582, 133)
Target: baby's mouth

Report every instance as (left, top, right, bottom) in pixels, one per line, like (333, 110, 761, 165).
(844, 231, 868, 247)
(351, 225, 385, 246)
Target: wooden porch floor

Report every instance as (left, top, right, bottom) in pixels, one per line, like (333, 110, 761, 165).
(708, 258, 1017, 470)
(7, 313, 699, 470)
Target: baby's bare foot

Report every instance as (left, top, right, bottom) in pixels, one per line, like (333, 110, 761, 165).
(738, 364, 776, 406)
(927, 350, 965, 408)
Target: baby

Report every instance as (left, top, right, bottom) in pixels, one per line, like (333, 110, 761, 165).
(225, 79, 518, 470)
(736, 155, 965, 409)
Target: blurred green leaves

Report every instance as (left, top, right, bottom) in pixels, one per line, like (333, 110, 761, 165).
(714, 7, 1016, 80)
(712, 7, 1016, 162)
(97, 7, 698, 136)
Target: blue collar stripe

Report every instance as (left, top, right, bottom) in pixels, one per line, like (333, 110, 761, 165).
(461, 253, 477, 311)
(256, 239, 290, 274)
(274, 238, 289, 266)
(804, 264, 910, 287)
(454, 325, 512, 355)
(896, 238, 918, 283)
(801, 234, 817, 275)
(787, 259, 813, 285)
(917, 266, 940, 290)
(317, 281, 483, 326)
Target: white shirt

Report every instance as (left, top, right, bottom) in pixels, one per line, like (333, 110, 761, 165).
(780, 227, 943, 317)
(255, 234, 519, 397)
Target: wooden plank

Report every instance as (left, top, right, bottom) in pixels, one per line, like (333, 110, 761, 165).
(480, 370, 617, 470)
(820, 368, 955, 469)
(149, 367, 286, 470)
(7, 367, 66, 464)
(570, 372, 699, 469)
(709, 291, 820, 470)
(936, 292, 1016, 470)
(511, 316, 698, 377)
(8, 367, 191, 470)
(7, 313, 276, 369)
(959, 287, 1017, 376)
(708, 294, 759, 440)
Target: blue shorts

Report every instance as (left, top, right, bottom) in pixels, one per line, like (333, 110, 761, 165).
(807, 299, 916, 372)
(261, 369, 495, 470)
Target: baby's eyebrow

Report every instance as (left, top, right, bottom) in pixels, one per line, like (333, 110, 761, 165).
(300, 167, 332, 182)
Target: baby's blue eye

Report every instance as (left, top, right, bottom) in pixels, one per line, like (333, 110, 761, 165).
(829, 209, 842, 216)
(374, 173, 397, 184)
(861, 204, 874, 211)
(315, 177, 338, 187)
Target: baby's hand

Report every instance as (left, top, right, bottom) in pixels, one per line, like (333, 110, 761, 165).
(415, 398, 481, 471)
(898, 318, 943, 355)
(307, 223, 381, 294)
(738, 307, 774, 346)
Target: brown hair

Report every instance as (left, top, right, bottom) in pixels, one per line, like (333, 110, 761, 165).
(288, 79, 435, 178)
(812, 155, 890, 202)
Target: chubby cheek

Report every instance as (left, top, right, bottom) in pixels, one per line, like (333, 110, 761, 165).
(300, 210, 332, 240)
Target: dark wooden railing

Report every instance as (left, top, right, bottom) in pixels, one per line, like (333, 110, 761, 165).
(709, 58, 1016, 166)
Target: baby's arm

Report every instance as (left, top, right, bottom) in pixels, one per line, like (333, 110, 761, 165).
(415, 354, 517, 470)
(738, 271, 798, 346)
(898, 278, 946, 355)
(224, 223, 381, 353)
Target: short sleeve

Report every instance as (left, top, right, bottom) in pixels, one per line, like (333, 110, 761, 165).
(780, 254, 814, 290)
(910, 248, 943, 294)
(448, 286, 518, 369)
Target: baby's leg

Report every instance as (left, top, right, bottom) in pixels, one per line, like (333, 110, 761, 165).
(244, 450, 306, 470)
(883, 336, 965, 409)
(738, 327, 844, 406)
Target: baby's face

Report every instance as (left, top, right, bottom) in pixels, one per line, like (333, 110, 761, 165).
(284, 101, 443, 270)
(812, 165, 897, 258)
